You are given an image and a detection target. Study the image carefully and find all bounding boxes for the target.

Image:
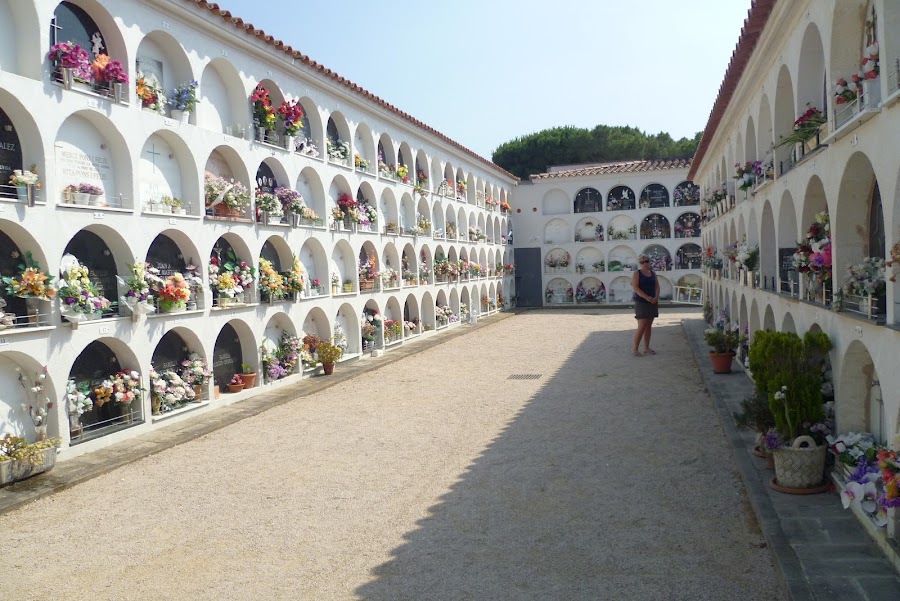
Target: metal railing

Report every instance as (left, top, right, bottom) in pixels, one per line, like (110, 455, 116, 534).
(838, 291, 883, 321)
(672, 286, 703, 305)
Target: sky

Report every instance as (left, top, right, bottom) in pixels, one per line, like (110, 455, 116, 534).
(214, 0, 752, 160)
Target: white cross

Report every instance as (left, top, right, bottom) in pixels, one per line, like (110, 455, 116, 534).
(50, 19, 63, 46)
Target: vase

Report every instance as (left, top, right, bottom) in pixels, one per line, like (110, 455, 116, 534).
(33, 424, 47, 442)
(193, 384, 203, 402)
(862, 76, 881, 108)
(284, 135, 295, 151)
(240, 373, 257, 389)
(68, 412, 83, 436)
(151, 394, 162, 416)
(73, 192, 90, 205)
(16, 184, 36, 207)
(25, 297, 40, 325)
(228, 384, 244, 393)
(343, 284, 352, 293)
(772, 436, 827, 490)
(322, 362, 334, 376)
(171, 109, 190, 124)
(255, 128, 266, 143)
(213, 385, 220, 400)
(709, 351, 734, 374)
(59, 67, 74, 89)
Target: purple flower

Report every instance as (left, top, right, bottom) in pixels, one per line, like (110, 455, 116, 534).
(65, 297, 76, 305)
(810, 253, 825, 267)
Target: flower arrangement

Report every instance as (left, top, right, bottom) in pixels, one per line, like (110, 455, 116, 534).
(828, 431, 900, 526)
(311, 278, 321, 289)
(575, 285, 605, 302)
(445, 222, 456, 239)
(47, 41, 91, 81)
(2, 251, 55, 301)
(19, 366, 52, 430)
(110, 370, 143, 406)
(299, 206, 321, 224)
(9, 169, 39, 187)
(155, 273, 191, 312)
(354, 154, 370, 171)
(66, 378, 92, 418)
(91, 54, 128, 85)
(168, 80, 198, 112)
(250, 84, 276, 131)
(77, 183, 103, 196)
(327, 138, 351, 161)
(860, 41, 879, 80)
(357, 198, 377, 226)
(500, 199, 511, 212)
(274, 186, 304, 216)
(136, 72, 166, 113)
(117, 260, 155, 315)
(316, 340, 343, 364)
(456, 180, 467, 197)
(278, 332, 303, 374)
(284, 256, 305, 293)
(792, 211, 832, 290)
(259, 257, 286, 300)
(703, 313, 745, 354)
(776, 104, 826, 148)
(416, 170, 428, 185)
(149, 368, 194, 413)
(733, 161, 762, 191)
(841, 257, 885, 297)
(396, 165, 409, 184)
(544, 251, 570, 269)
(833, 77, 860, 105)
(180, 352, 211, 387)
(335, 193, 360, 223)
(57, 255, 111, 318)
(277, 99, 304, 136)
(229, 374, 244, 387)
(255, 191, 282, 217)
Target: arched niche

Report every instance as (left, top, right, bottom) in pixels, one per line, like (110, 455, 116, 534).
(773, 65, 796, 171)
(430, 199, 445, 235)
(204, 146, 251, 217)
(575, 247, 605, 274)
(383, 296, 403, 343)
(607, 275, 631, 304)
(255, 78, 286, 135)
(260, 312, 299, 380)
(358, 241, 380, 290)
(211, 320, 253, 389)
(139, 130, 200, 215)
(292, 96, 322, 155)
(797, 23, 826, 117)
(745, 117, 757, 163)
(296, 166, 326, 225)
(542, 188, 569, 215)
(0, 104, 27, 194)
(429, 160, 443, 194)
(640, 214, 670, 240)
(459, 286, 471, 316)
(398, 191, 415, 232)
(575, 277, 606, 303)
(749, 299, 761, 338)
(56, 112, 131, 208)
(608, 245, 638, 272)
(297, 238, 327, 294)
(642, 244, 672, 271)
(608, 214, 636, 240)
(379, 188, 399, 233)
(333, 303, 358, 356)
(673, 181, 700, 207)
(62, 227, 128, 317)
(67, 337, 140, 443)
(52, 1, 128, 80)
(414, 151, 429, 190)
(209, 233, 255, 305)
(760, 201, 777, 290)
(763, 304, 776, 331)
(572, 217, 598, 243)
(835, 152, 881, 273)
(758, 94, 774, 154)
(353, 122, 376, 173)
(135, 30, 193, 121)
(382, 242, 401, 285)
(574, 187, 602, 213)
(640, 184, 669, 209)
(0, 223, 50, 323)
(782, 311, 796, 334)
(657, 275, 673, 300)
(676, 243, 702, 270)
(0, 1, 40, 79)
(398, 142, 414, 176)
(443, 205, 456, 239)
(330, 239, 355, 290)
(837, 339, 885, 441)
(403, 294, 420, 336)
(674, 212, 700, 238)
(607, 185, 635, 211)
(199, 57, 246, 136)
(149, 328, 202, 409)
(376, 133, 395, 171)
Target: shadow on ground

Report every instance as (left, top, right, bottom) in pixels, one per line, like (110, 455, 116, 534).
(355, 316, 777, 601)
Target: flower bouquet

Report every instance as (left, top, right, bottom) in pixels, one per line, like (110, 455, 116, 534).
(277, 99, 304, 137)
(776, 104, 826, 149)
(258, 258, 286, 301)
(250, 84, 276, 132)
(66, 379, 93, 431)
(256, 191, 283, 218)
(833, 77, 860, 105)
(733, 161, 762, 191)
(136, 72, 166, 114)
(48, 41, 91, 82)
(275, 186, 304, 218)
(168, 80, 199, 113)
(154, 273, 191, 312)
(793, 211, 832, 294)
(57, 255, 111, 321)
(117, 260, 156, 316)
(2, 251, 55, 301)
(841, 257, 885, 298)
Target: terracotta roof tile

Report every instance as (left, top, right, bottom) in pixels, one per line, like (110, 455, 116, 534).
(688, 0, 777, 180)
(530, 159, 692, 180)
(184, 1, 517, 182)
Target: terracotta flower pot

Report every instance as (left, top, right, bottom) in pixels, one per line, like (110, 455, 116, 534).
(709, 351, 734, 374)
(322, 362, 335, 376)
(240, 373, 257, 388)
(227, 384, 244, 393)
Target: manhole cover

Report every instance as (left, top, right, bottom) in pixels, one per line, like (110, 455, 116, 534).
(507, 374, 542, 380)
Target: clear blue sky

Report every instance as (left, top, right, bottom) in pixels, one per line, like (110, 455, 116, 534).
(215, 0, 751, 160)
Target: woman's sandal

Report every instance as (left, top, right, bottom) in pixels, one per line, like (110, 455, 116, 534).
(632, 350, 643, 357)
(643, 348, 657, 355)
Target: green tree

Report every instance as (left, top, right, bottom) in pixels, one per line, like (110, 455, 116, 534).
(492, 125, 701, 180)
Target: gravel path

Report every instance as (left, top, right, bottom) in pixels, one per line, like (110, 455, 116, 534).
(1, 309, 780, 600)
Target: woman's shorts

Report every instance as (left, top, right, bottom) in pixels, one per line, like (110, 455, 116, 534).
(634, 302, 659, 320)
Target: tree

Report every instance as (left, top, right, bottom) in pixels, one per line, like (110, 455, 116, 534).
(492, 125, 701, 180)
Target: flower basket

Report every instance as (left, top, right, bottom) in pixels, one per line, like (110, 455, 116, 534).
(772, 436, 827, 490)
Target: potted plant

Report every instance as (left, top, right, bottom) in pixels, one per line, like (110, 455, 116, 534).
(239, 363, 257, 389)
(734, 388, 776, 459)
(162, 195, 185, 215)
(0, 434, 61, 486)
(227, 374, 244, 393)
(168, 80, 198, 122)
(343, 278, 353, 293)
(749, 330, 833, 492)
(316, 340, 343, 375)
(702, 313, 744, 373)
(180, 352, 211, 401)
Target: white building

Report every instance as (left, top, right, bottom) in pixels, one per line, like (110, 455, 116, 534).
(691, 0, 900, 550)
(0, 0, 516, 459)
(511, 160, 702, 307)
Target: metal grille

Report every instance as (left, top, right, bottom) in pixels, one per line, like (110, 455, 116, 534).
(507, 374, 542, 381)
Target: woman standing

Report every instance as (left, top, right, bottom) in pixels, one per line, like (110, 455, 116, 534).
(631, 255, 660, 356)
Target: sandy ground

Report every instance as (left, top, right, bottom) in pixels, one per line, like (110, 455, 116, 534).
(0, 309, 781, 601)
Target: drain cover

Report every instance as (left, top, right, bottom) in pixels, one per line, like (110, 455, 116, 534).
(507, 374, 542, 380)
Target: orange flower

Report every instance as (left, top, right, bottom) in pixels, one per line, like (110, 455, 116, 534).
(91, 53, 110, 81)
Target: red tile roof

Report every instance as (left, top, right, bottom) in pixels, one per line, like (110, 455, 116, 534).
(185, 1, 518, 182)
(687, 0, 777, 180)
(531, 159, 692, 180)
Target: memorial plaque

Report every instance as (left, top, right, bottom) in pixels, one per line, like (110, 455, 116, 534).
(678, 243, 702, 270)
(64, 230, 117, 303)
(69, 340, 121, 428)
(212, 323, 243, 387)
(0, 109, 22, 189)
(674, 181, 700, 206)
(574, 188, 602, 213)
(147, 234, 186, 276)
(608, 186, 635, 211)
(0, 230, 25, 317)
(152, 330, 187, 373)
(641, 184, 670, 208)
(256, 162, 278, 194)
(779, 248, 798, 286)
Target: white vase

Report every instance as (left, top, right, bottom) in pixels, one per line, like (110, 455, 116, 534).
(73, 192, 90, 205)
(862, 76, 881, 108)
(284, 135, 295, 151)
(171, 109, 190, 123)
(89, 195, 102, 206)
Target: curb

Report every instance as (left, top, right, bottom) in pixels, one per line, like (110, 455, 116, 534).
(681, 317, 809, 601)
